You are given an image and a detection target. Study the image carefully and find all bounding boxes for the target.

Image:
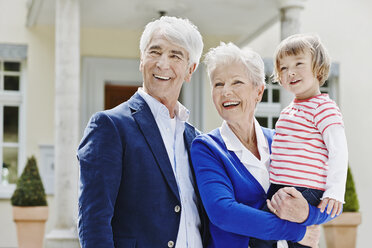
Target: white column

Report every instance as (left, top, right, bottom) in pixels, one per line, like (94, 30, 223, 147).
(45, 0, 80, 247)
(276, 0, 306, 108)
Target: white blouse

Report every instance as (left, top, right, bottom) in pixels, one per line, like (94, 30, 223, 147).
(220, 119, 271, 193)
(219, 119, 288, 248)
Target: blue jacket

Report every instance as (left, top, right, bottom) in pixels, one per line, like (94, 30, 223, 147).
(190, 128, 333, 248)
(77, 92, 209, 248)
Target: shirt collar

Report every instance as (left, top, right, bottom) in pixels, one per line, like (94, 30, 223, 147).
(138, 87, 189, 122)
(220, 120, 243, 152)
(220, 119, 270, 164)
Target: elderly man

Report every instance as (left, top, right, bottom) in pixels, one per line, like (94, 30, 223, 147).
(77, 16, 208, 248)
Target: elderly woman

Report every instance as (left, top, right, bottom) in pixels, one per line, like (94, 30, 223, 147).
(190, 43, 334, 248)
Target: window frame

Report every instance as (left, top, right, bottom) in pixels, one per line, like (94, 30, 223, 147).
(0, 59, 26, 198)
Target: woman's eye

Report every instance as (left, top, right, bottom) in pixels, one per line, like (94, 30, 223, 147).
(150, 50, 160, 55)
(234, 80, 244, 85)
(214, 82, 223, 87)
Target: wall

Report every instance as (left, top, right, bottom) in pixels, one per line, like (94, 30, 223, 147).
(301, 1, 372, 247)
(0, 1, 54, 246)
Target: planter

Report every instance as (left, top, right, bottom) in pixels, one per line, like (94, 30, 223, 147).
(323, 212, 361, 248)
(13, 206, 49, 248)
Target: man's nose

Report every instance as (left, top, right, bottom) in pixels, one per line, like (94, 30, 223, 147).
(156, 55, 170, 69)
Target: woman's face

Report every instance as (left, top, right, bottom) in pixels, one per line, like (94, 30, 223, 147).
(211, 62, 264, 124)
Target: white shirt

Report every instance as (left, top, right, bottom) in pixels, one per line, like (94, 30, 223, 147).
(138, 88, 203, 248)
(219, 119, 288, 248)
(220, 119, 271, 193)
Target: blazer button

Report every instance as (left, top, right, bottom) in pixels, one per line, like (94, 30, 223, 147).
(174, 205, 181, 213)
(168, 240, 174, 247)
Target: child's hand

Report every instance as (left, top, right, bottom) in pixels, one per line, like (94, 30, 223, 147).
(317, 197, 342, 217)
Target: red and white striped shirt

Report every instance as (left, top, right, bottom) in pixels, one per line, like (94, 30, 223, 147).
(270, 94, 345, 192)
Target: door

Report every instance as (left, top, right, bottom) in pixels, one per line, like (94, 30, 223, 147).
(104, 84, 138, 110)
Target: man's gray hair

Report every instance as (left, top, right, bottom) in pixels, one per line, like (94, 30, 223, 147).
(140, 16, 204, 69)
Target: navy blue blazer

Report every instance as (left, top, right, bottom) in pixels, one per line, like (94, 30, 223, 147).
(77, 92, 209, 248)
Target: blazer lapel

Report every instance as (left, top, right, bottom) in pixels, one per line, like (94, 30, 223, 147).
(183, 122, 196, 152)
(129, 93, 180, 201)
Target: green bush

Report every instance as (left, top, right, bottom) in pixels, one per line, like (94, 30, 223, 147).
(343, 166, 359, 212)
(10, 156, 47, 206)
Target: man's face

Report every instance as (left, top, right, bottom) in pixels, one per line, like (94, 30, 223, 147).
(140, 34, 195, 104)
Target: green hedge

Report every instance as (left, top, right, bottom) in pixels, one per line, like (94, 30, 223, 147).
(11, 156, 47, 206)
(343, 166, 359, 212)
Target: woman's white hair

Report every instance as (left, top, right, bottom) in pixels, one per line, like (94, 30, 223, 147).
(204, 42, 265, 87)
(139, 16, 204, 69)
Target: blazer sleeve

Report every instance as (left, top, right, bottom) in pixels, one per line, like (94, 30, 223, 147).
(302, 204, 339, 226)
(77, 112, 124, 248)
(190, 135, 306, 242)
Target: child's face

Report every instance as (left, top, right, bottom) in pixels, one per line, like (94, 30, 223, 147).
(278, 50, 321, 100)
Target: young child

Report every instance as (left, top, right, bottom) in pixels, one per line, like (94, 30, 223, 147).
(251, 34, 348, 248)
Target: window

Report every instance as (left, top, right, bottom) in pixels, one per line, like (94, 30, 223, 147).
(256, 74, 281, 128)
(255, 59, 282, 129)
(0, 60, 25, 190)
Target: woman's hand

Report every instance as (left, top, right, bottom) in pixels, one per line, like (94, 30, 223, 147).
(266, 187, 309, 223)
(317, 197, 343, 217)
(298, 225, 320, 248)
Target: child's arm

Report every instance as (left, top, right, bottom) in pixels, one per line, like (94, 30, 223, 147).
(266, 187, 338, 225)
(318, 197, 343, 217)
(321, 124, 348, 215)
(313, 98, 348, 217)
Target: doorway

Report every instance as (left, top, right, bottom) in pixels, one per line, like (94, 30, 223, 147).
(104, 84, 138, 110)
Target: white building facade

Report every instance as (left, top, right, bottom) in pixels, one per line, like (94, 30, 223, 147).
(0, 0, 370, 247)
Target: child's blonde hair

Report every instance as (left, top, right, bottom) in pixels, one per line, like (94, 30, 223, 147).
(273, 34, 330, 86)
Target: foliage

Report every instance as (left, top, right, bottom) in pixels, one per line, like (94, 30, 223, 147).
(343, 166, 359, 212)
(10, 156, 47, 206)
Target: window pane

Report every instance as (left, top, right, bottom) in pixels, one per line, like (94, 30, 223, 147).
(4, 62, 20, 72)
(265, 75, 269, 84)
(273, 89, 280, 103)
(256, 117, 268, 128)
(4, 75, 20, 91)
(261, 89, 268, 102)
(3, 106, 19, 142)
(323, 80, 329, 87)
(2, 147, 18, 185)
(272, 117, 279, 128)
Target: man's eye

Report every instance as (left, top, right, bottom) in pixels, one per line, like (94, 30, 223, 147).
(170, 54, 182, 60)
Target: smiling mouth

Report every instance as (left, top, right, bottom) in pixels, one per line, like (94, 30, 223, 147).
(223, 101, 240, 108)
(290, 79, 301, 85)
(154, 74, 171, 81)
